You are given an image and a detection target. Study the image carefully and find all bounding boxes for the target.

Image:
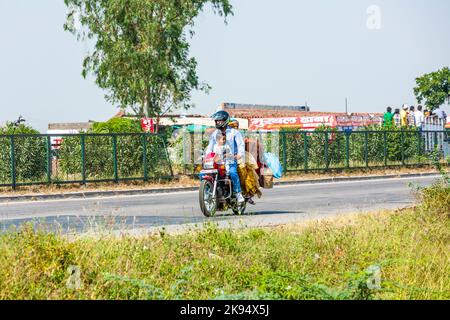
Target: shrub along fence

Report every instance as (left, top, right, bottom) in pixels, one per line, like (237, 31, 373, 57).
(180, 127, 449, 175)
(279, 129, 436, 172)
(1, 128, 448, 189)
(0, 133, 173, 189)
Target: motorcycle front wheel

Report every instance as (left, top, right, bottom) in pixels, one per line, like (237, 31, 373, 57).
(199, 180, 217, 217)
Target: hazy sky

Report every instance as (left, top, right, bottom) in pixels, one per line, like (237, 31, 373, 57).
(1, 0, 449, 132)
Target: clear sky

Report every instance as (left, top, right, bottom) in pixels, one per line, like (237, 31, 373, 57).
(1, 0, 449, 132)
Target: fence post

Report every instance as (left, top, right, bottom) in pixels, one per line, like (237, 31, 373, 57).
(191, 132, 195, 175)
(46, 135, 52, 184)
(383, 131, 388, 167)
(162, 136, 174, 178)
(303, 131, 308, 172)
(324, 131, 329, 171)
(10, 136, 16, 190)
(182, 129, 187, 175)
(81, 135, 86, 185)
(281, 131, 287, 173)
(433, 131, 438, 152)
(112, 134, 118, 183)
(336, 133, 341, 164)
(345, 132, 350, 169)
(142, 134, 148, 182)
(401, 130, 405, 166)
(417, 130, 422, 165)
(364, 131, 369, 168)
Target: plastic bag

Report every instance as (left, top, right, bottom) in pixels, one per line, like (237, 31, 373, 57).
(263, 152, 283, 179)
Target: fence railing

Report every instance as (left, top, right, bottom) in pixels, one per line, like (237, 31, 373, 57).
(0, 133, 173, 189)
(179, 129, 450, 175)
(1, 129, 449, 189)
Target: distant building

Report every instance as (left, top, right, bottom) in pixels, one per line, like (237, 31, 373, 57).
(47, 122, 93, 131)
(220, 102, 310, 114)
(113, 110, 250, 130)
(218, 102, 382, 131)
(47, 122, 94, 149)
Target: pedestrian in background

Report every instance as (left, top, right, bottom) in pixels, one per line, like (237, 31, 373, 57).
(383, 107, 394, 127)
(414, 105, 424, 128)
(433, 105, 447, 123)
(408, 105, 416, 127)
(400, 104, 409, 126)
(393, 108, 401, 126)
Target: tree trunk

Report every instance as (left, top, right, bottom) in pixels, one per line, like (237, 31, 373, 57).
(155, 114, 160, 134)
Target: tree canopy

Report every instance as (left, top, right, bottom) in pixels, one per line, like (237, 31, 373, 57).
(64, 0, 233, 128)
(414, 67, 450, 110)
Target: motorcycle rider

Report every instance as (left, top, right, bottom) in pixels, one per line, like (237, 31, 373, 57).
(205, 111, 246, 204)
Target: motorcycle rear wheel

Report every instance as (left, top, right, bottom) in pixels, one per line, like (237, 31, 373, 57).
(199, 180, 217, 217)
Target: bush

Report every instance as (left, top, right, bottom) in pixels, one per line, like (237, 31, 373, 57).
(419, 181, 450, 216)
(0, 123, 47, 184)
(92, 118, 142, 133)
(416, 157, 450, 216)
(279, 126, 424, 171)
(57, 118, 172, 180)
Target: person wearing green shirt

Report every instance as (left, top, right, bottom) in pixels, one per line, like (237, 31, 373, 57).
(383, 107, 394, 127)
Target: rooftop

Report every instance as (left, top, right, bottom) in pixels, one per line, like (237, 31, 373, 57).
(221, 102, 310, 113)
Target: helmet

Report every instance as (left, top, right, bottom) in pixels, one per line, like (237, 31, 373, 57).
(212, 111, 230, 129)
(228, 118, 239, 129)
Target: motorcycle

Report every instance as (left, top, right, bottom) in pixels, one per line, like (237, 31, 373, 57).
(199, 152, 247, 217)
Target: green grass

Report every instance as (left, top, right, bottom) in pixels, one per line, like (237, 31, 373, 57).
(0, 182, 449, 300)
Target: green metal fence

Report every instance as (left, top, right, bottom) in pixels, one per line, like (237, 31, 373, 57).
(277, 130, 449, 173)
(0, 133, 173, 189)
(1, 130, 448, 189)
(181, 129, 450, 175)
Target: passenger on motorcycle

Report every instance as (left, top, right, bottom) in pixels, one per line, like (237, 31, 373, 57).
(205, 111, 246, 203)
(213, 133, 233, 172)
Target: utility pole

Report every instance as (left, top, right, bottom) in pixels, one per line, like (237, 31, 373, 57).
(345, 98, 348, 114)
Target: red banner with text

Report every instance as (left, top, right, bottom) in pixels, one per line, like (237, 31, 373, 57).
(249, 116, 337, 131)
(141, 118, 155, 133)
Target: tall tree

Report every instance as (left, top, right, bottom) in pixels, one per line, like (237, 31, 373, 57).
(64, 0, 233, 130)
(414, 67, 450, 110)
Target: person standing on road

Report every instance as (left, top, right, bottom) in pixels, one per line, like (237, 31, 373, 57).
(383, 107, 394, 127)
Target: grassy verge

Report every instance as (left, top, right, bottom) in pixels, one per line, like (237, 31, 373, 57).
(1, 165, 449, 300)
(1, 180, 449, 300)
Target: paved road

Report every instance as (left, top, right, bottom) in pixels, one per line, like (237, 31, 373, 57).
(0, 176, 438, 234)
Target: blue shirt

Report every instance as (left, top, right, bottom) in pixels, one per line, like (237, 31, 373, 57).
(205, 128, 245, 162)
